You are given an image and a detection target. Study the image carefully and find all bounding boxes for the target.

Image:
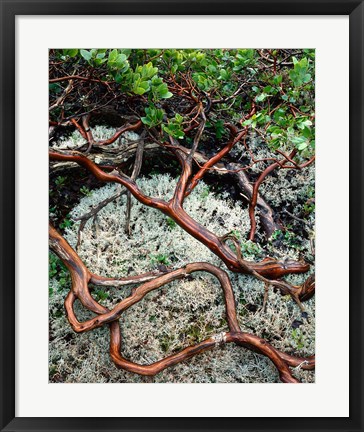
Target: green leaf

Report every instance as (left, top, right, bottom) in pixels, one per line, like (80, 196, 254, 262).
(162, 124, 184, 139)
(160, 91, 173, 99)
(134, 86, 148, 95)
(162, 114, 185, 139)
(255, 93, 268, 102)
(116, 54, 127, 67)
(175, 113, 184, 123)
(218, 68, 229, 80)
(119, 49, 131, 58)
(272, 74, 283, 85)
(289, 57, 312, 87)
(152, 81, 173, 100)
(141, 105, 165, 127)
(49, 83, 62, 94)
(214, 119, 225, 139)
(140, 116, 152, 126)
(108, 49, 118, 62)
(297, 142, 308, 151)
(292, 136, 309, 151)
(66, 49, 78, 57)
(268, 125, 283, 136)
(304, 73, 311, 83)
(80, 49, 92, 62)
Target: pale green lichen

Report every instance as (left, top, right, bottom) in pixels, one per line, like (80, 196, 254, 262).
(51, 126, 140, 151)
(49, 174, 315, 383)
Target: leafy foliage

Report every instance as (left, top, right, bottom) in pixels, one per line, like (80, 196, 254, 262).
(50, 48, 315, 160)
(49, 252, 70, 294)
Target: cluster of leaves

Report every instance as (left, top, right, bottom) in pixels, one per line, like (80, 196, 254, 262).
(80, 186, 92, 197)
(227, 230, 263, 258)
(271, 229, 303, 251)
(150, 253, 170, 266)
(147, 49, 315, 156)
(49, 252, 70, 295)
(239, 55, 314, 157)
(165, 216, 177, 229)
(59, 216, 73, 230)
(52, 49, 172, 101)
(140, 106, 185, 139)
(50, 49, 315, 152)
(291, 328, 305, 350)
(303, 186, 315, 216)
(93, 288, 109, 303)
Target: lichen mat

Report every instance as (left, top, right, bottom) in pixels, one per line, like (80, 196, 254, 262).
(49, 224, 314, 383)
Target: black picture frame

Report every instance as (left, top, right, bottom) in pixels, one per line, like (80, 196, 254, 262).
(1, 1, 363, 431)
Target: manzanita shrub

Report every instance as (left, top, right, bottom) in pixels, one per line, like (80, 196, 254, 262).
(50, 48, 315, 156)
(49, 48, 315, 383)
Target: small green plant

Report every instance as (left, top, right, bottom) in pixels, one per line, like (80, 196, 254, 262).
(107, 48, 129, 72)
(186, 322, 215, 344)
(55, 176, 66, 187)
(303, 202, 315, 215)
(241, 240, 263, 257)
(49, 205, 58, 215)
(49, 252, 70, 293)
(94, 289, 109, 302)
(150, 253, 170, 266)
(291, 328, 305, 350)
(214, 119, 226, 139)
(49, 364, 58, 378)
(80, 49, 108, 67)
(162, 113, 185, 139)
(229, 229, 241, 239)
(271, 229, 283, 240)
(225, 233, 262, 257)
(283, 231, 295, 244)
(159, 334, 175, 353)
(302, 186, 315, 215)
(149, 76, 173, 100)
(271, 229, 301, 250)
(305, 186, 315, 200)
(141, 105, 165, 127)
(200, 186, 210, 199)
(166, 217, 177, 229)
(186, 324, 204, 344)
(289, 56, 312, 87)
(59, 216, 73, 230)
(80, 186, 92, 196)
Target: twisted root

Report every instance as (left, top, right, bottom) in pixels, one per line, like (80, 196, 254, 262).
(50, 224, 315, 383)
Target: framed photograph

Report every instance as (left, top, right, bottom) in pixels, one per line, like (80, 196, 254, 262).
(1, 1, 362, 431)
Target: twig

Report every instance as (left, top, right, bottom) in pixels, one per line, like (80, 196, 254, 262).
(74, 187, 126, 250)
(125, 132, 145, 235)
